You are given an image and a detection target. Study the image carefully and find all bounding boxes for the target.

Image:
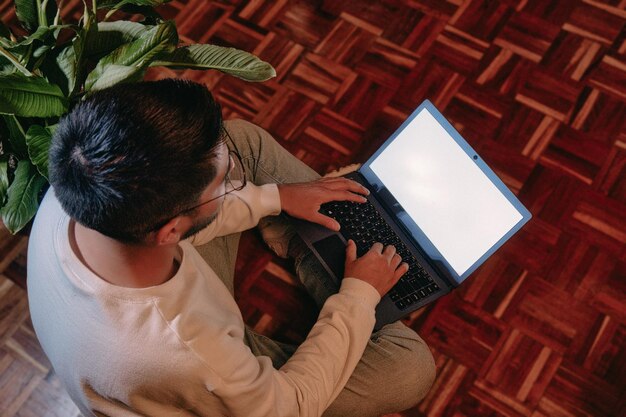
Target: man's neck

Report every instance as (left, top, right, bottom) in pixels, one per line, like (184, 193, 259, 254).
(70, 220, 180, 288)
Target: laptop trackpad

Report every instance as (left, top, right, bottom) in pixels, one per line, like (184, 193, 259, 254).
(313, 234, 346, 282)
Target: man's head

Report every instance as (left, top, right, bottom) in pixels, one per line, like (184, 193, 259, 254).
(49, 79, 228, 244)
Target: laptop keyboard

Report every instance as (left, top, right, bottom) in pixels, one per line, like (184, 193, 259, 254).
(319, 200, 440, 310)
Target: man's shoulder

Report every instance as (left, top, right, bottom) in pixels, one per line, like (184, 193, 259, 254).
(30, 189, 65, 242)
(29, 187, 67, 247)
(27, 188, 71, 292)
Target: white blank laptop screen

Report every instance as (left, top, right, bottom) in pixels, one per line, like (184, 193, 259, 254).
(369, 108, 523, 276)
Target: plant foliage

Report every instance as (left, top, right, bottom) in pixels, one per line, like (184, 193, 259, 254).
(0, 0, 276, 233)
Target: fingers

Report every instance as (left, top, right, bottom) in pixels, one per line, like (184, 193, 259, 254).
(370, 242, 383, 253)
(331, 190, 367, 203)
(394, 263, 410, 280)
(383, 244, 396, 260)
(345, 239, 357, 263)
(391, 253, 402, 268)
(319, 177, 370, 196)
(311, 212, 341, 231)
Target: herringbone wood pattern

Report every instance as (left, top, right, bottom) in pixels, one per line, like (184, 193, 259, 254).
(1, 0, 625, 416)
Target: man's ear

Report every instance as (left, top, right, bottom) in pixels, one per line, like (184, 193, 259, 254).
(155, 217, 185, 246)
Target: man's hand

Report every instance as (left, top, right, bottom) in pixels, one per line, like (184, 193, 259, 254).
(277, 177, 370, 231)
(344, 241, 409, 297)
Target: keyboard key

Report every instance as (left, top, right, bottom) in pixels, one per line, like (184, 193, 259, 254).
(395, 284, 409, 298)
(320, 199, 435, 292)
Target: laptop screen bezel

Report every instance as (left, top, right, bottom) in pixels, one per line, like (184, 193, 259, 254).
(359, 99, 532, 284)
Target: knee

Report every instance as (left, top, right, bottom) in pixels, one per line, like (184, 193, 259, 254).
(323, 330, 436, 417)
(371, 327, 436, 411)
(223, 119, 273, 156)
(393, 337, 436, 409)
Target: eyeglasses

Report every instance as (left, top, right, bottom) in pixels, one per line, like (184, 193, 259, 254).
(148, 128, 247, 232)
(179, 149, 246, 214)
(175, 129, 247, 216)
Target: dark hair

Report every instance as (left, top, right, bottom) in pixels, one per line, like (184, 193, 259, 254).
(49, 79, 224, 243)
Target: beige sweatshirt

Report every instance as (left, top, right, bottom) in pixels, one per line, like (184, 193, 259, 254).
(27, 182, 380, 417)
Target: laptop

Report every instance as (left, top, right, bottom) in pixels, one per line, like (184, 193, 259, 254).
(295, 100, 532, 330)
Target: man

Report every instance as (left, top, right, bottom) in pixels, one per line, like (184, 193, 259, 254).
(27, 79, 435, 417)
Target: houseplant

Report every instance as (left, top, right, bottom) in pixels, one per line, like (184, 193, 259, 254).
(0, 0, 275, 234)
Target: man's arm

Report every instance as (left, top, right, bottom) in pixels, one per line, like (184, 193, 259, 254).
(187, 239, 406, 417)
(185, 181, 281, 246)
(276, 177, 370, 231)
(192, 276, 381, 417)
(185, 177, 408, 416)
(186, 176, 370, 246)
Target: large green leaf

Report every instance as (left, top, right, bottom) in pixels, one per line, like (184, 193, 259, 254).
(0, 156, 8, 206)
(26, 124, 55, 179)
(2, 115, 28, 159)
(84, 21, 152, 59)
(15, 0, 59, 32)
(0, 73, 68, 117)
(150, 44, 276, 81)
(0, 159, 47, 234)
(85, 20, 178, 91)
(87, 64, 145, 91)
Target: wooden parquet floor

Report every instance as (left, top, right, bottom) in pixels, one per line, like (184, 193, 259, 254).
(1, 0, 625, 416)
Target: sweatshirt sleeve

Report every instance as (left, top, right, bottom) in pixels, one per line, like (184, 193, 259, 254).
(186, 181, 281, 246)
(196, 278, 380, 417)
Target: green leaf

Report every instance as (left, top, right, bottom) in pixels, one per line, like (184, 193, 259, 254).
(44, 22, 93, 98)
(67, 15, 98, 97)
(0, 58, 20, 76)
(15, 0, 59, 32)
(98, 0, 171, 9)
(150, 44, 276, 82)
(0, 159, 47, 234)
(0, 37, 13, 50)
(99, 1, 170, 23)
(16, 24, 75, 47)
(1, 115, 28, 159)
(84, 21, 152, 59)
(26, 124, 55, 179)
(14, 0, 38, 32)
(0, 72, 68, 117)
(0, 156, 9, 206)
(40, 39, 82, 97)
(0, 43, 33, 76)
(85, 20, 178, 91)
(87, 64, 145, 91)
(44, 44, 76, 96)
(32, 43, 52, 59)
